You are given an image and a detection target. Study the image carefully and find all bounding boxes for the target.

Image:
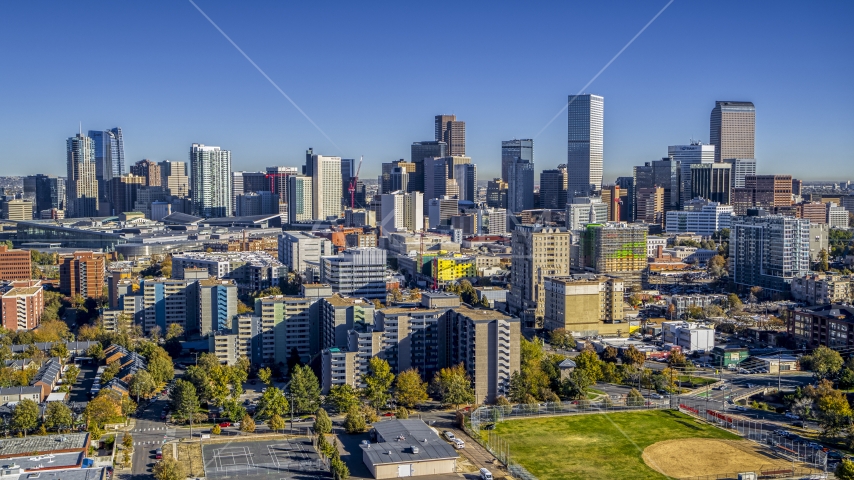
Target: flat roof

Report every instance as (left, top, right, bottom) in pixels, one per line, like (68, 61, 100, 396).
(13, 467, 104, 480)
(0, 433, 88, 457)
(0, 451, 83, 470)
(363, 420, 458, 465)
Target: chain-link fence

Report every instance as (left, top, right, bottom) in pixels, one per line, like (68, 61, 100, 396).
(471, 397, 672, 428)
(681, 467, 827, 480)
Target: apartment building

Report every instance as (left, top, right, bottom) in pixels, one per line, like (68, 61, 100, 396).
(579, 222, 648, 287)
(729, 213, 810, 294)
(197, 278, 237, 336)
(543, 275, 624, 336)
(320, 294, 375, 351)
(789, 304, 854, 349)
(255, 296, 313, 369)
(277, 231, 334, 274)
(59, 251, 105, 298)
(0, 245, 32, 281)
(172, 251, 286, 294)
(791, 274, 853, 306)
(508, 225, 571, 327)
(1, 281, 44, 330)
(141, 278, 198, 334)
(320, 247, 387, 299)
(665, 200, 733, 237)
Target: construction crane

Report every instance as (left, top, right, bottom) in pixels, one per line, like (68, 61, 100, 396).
(348, 156, 364, 209)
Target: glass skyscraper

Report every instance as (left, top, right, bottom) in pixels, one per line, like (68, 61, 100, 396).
(66, 133, 99, 217)
(190, 143, 232, 218)
(501, 139, 533, 182)
(567, 94, 604, 200)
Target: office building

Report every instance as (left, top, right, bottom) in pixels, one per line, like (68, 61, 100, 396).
(635, 187, 664, 226)
(668, 143, 715, 206)
(827, 203, 849, 229)
(435, 115, 465, 156)
(600, 184, 622, 222)
(159, 160, 189, 197)
(567, 196, 608, 231)
(486, 178, 508, 209)
(190, 143, 232, 218)
(1, 200, 33, 221)
(232, 171, 270, 215)
(320, 248, 387, 299)
(129, 159, 161, 187)
(89, 128, 124, 183)
(255, 295, 313, 367)
(197, 278, 238, 336)
(453, 163, 477, 203)
(633, 157, 680, 214)
(307, 152, 342, 220)
(710, 101, 755, 163)
(732, 175, 793, 215)
(730, 213, 810, 293)
(427, 197, 459, 229)
(320, 295, 375, 351)
(110, 174, 146, 215)
(566, 94, 604, 198)
(380, 160, 414, 195)
(236, 191, 279, 216)
(800, 202, 827, 224)
(1, 281, 44, 331)
(410, 141, 447, 193)
(380, 191, 424, 235)
(286, 175, 313, 223)
(690, 163, 732, 204)
(479, 207, 507, 235)
(66, 133, 99, 217)
(341, 158, 355, 199)
(508, 225, 571, 326)
(665, 200, 733, 236)
(27, 175, 65, 215)
(0, 245, 32, 281)
(580, 222, 648, 287)
(344, 208, 376, 228)
(389, 166, 410, 194)
(615, 176, 635, 222)
(507, 159, 535, 213)
(501, 139, 534, 182)
(277, 231, 334, 274)
(266, 166, 300, 209)
(540, 166, 568, 210)
(446, 307, 520, 403)
(723, 158, 757, 189)
(543, 275, 624, 335)
(59, 251, 105, 298)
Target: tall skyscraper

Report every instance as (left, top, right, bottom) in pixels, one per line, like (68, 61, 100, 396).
(309, 153, 342, 220)
(190, 143, 232, 218)
(435, 115, 465, 156)
(89, 128, 124, 181)
(287, 176, 313, 223)
(341, 158, 355, 200)
(452, 163, 477, 203)
(507, 159, 535, 213)
(710, 101, 755, 163)
(380, 191, 424, 235)
(690, 163, 731, 204)
(159, 160, 189, 198)
(668, 143, 715, 206)
(266, 166, 299, 210)
(730, 213, 809, 293)
(614, 177, 635, 222)
(539, 166, 568, 210)
(567, 94, 604, 199)
(66, 133, 99, 217)
(486, 179, 508, 209)
(722, 158, 757, 189)
(501, 139, 533, 182)
(232, 171, 269, 215)
(410, 141, 447, 193)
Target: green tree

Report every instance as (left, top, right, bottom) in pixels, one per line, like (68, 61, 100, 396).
(363, 358, 395, 410)
(343, 407, 367, 434)
(267, 414, 286, 433)
(153, 457, 186, 480)
(100, 361, 121, 383)
(803, 346, 844, 380)
(256, 387, 289, 419)
(240, 414, 256, 432)
(331, 456, 350, 480)
(147, 349, 175, 384)
(686, 305, 704, 319)
(668, 349, 689, 368)
(395, 406, 409, 419)
(626, 388, 645, 407)
(221, 398, 247, 422)
(12, 399, 39, 434)
(395, 368, 428, 408)
(574, 350, 603, 382)
(817, 248, 830, 272)
(128, 370, 157, 403)
(327, 384, 360, 413)
(430, 364, 475, 409)
(314, 408, 332, 435)
(549, 328, 576, 350)
(836, 459, 854, 480)
(290, 365, 321, 414)
(171, 380, 200, 426)
(165, 323, 183, 340)
(258, 367, 272, 385)
(44, 401, 73, 432)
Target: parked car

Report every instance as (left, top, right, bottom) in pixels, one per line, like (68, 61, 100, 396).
(155, 449, 162, 459)
(443, 431, 455, 441)
(219, 422, 231, 427)
(382, 412, 394, 417)
(785, 412, 799, 419)
(736, 406, 747, 411)
(453, 439, 465, 449)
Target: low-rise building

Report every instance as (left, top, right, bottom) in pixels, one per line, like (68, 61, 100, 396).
(791, 274, 853, 306)
(789, 304, 854, 349)
(711, 345, 750, 368)
(671, 294, 727, 318)
(361, 419, 458, 479)
(543, 275, 625, 336)
(474, 286, 507, 308)
(661, 321, 715, 352)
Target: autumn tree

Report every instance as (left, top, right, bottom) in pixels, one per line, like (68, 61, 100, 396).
(395, 368, 428, 408)
(153, 457, 186, 480)
(326, 384, 360, 413)
(12, 399, 39, 434)
(44, 401, 73, 432)
(430, 364, 475, 410)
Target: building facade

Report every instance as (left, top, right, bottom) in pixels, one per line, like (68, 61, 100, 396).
(501, 139, 533, 183)
(729, 213, 810, 294)
(59, 251, 105, 298)
(190, 143, 232, 218)
(320, 248, 387, 299)
(66, 133, 99, 217)
(543, 275, 624, 336)
(508, 225, 571, 326)
(710, 101, 755, 163)
(567, 94, 604, 198)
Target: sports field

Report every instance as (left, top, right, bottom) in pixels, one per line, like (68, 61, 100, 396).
(491, 410, 790, 480)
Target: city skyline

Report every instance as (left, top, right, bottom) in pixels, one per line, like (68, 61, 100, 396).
(1, 1, 852, 181)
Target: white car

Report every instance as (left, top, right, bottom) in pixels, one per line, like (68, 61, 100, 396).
(453, 438, 465, 449)
(443, 431, 456, 441)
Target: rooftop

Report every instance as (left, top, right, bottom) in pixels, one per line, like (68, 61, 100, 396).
(0, 433, 88, 458)
(796, 304, 854, 321)
(363, 419, 458, 466)
(0, 451, 83, 470)
(324, 294, 371, 307)
(452, 305, 515, 322)
(2, 286, 42, 297)
(12, 467, 105, 480)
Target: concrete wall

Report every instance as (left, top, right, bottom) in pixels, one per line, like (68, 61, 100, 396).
(370, 458, 457, 479)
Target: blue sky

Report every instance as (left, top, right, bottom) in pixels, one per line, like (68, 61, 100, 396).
(1, 1, 852, 181)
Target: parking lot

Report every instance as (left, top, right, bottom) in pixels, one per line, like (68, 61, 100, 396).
(201, 437, 331, 480)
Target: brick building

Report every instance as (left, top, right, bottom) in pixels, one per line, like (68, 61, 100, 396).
(59, 251, 105, 298)
(0, 245, 32, 281)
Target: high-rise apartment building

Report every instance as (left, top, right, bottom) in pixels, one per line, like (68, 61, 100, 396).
(730, 213, 810, 293)
(410, 141, 447, 194)
(308, 153, 342, 220)
(501, 139, 534, 182)
(255, 295, 313, 368)
(486, 179, 508, 209)
(380, 191, 424, 235)
(665, 199, 733, 237)
(435, 115, 465, 156)
(540, 166, 568, 210)
(1, 281, 44, 331)
(668, 143, 715, 206)
(0, 245, 33, 281)
(580, 222, 648, 287)
(277, 231, 334, 274)
(722, 158, 756, 189)
(320, 295, 375, 351)
(507, 159, 535, 213)
(59, 251, 105, 298)
(197, 278, 237, 336)
(66, 133, 99, 217)
(567, 94, 604, 198)
(508, 225, 571, 327)
(635, 187, 664, 226)
(543, 275, 624, 335)
(159, 160, 189, 197)
(190, 144, 232, 218)
(130, 159, 161, 187)
(690, 163, 732, 204)
(732, 175, 793, 215)
(287, 175, 313, 223)
(710, 101, 755, 163)
(320, 248, 387, 299)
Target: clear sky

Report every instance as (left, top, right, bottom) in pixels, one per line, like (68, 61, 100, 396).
(1, 1, 852, 182)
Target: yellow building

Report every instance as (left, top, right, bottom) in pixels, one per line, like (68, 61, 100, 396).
(432, 255, 476, 282)
(543, 274, 625, 336)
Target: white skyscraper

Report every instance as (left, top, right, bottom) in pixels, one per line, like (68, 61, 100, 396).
(567, 94, 604, 199)
(668, 143, 715, 206)
(380, 191, 423, 236)
(190, 143, 232, 218)
(309, 154, 342, 220)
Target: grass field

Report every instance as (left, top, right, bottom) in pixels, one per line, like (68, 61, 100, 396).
(492, 410, 741, 480)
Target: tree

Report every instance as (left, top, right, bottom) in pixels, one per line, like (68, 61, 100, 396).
(64, 364, 81, 387)
(727, 293, 743, 313)
(707, 255, 727, 277)
(153, 457, 186, 480)
(668, 349, 689, 368)
(622, 346, 646, 368)
(165, 323, 183, 340)
(628, 294, 643, 308)
(258, 367, 272, 385)
(85, 394, 121, 428)
(147, 349, 175, 384)
(626, 388, 645, 407)
(549, 328, 576, 350)
(837, 459, 854, 480)
(331, 456, 350, 480)
(817, 248, 830, 272)
(314, 408, 332, 435)
(363, 358, 395, 410)
(86, 343, 105, 361)
(44, 401, 73, 432)
(802, 346, 844, 380)
(100, 361, 121, 383)
(12, 399, 39, 434)
(290, 365, 321, 414)
(267, 414, 286, 433)
(395, 368, 428, 408)
(431, 364, 475, 409)
(396, 406, 410, 419)
(343, 407, 367, 434)
(256, 387, 289, 419)
(817, 389, 852, 435)
(49, 342, 68, 358)
(128, 370, 157, 402)
(171, 380, 200, 425)
(574, 350, 603, 382)
(240, 414, 256, 432)
(602, 346, 618, 363)
(221, 398, 247, 422)
(687, 305, 704, 319)
(327, 384, 360, 413)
